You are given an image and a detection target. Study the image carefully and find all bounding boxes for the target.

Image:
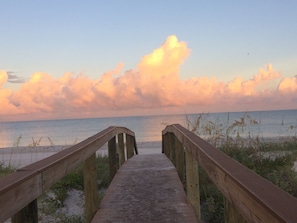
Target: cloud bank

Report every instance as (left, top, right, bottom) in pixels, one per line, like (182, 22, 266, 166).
(1, 35, 297, 121)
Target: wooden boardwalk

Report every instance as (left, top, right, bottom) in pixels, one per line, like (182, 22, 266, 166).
(92, 153, 198, 223)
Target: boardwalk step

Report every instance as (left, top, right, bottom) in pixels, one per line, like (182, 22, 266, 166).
(92, 153, 198, 223)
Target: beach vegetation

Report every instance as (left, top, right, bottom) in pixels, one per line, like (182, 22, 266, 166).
(38, 154, 110, 222)
(187, 113, 297, 223)
(0, 163, 15, 178)
(10, 134, 55, 148)
(29, 136, 55, 147)
(13, 135, 22, 147)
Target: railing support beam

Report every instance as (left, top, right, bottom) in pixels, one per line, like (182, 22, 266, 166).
(108, 136, 117, 182)
(118, 133, 125, 166)
(162, 133, 169, 156)
(185, 148, 200, 220)
(83, 153, 99, 223)
(169, 133, 176, 166)
(126, 134, 134, 159)
(175, 137, 185, 186)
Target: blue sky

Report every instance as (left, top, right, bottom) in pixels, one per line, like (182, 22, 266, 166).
(2, 1, 296, 82)
(1, 1, 297, 120)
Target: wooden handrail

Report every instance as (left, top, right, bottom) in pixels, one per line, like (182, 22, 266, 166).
(162, 124, 297, 223)
(0, 126, 138, 223)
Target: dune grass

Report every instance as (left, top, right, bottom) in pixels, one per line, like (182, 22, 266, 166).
(187, 113, 297, 223)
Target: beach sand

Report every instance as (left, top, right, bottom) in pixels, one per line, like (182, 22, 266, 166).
(0, 141, 162, 169)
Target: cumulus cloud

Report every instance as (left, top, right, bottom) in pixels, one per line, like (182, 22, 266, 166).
(278, 75, 297, 94)
(226, 64, 281, 96)
(0, 35, 296, 121)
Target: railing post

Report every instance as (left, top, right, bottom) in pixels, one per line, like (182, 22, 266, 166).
(118, 133, 125, 166)
(175, 137, 185, 186)
(11, 199, 38, 223)
(133, 137, 138, 155)
(163, 132, 175, 162)
(162, 133, 170, 157)
(224, 198, 247, 223)
(108, 136, 117, 182)
(83, 153, 99, 223)
(169, 133, 176, 166)
(185, 148, 200, 220)
(126, 134, 134, 159)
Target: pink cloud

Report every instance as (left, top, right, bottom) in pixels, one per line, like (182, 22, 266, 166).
(278, 75, 297, 94)
(0, 35, 296, 121)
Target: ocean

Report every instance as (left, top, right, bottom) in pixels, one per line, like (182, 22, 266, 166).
(0, 109, 297, 148)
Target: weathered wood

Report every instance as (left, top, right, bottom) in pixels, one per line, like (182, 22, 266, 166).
(162, 133, 170, 157)
(133, 137, 139, 155)
(11, 199, 38, 223)
(41, 149, 86, 191)
(224, 198, 247, 223)
(162, 124, 297, 223)
(0, 126, 137, 223)
(175, 136, 185, 186)
(126, 134, 134, 159)
(185, 147, 200, 220)
(118, 133, 125, 166)
(0, 171, 42, 222)
(84, 153, 99, 223)
(92, 154, 198, 223)
(108, 136, 117, 182)
(162, 134, 165, 153)
(169, 133, 176, 166)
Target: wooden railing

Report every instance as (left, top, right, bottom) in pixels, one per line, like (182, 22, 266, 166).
(162, 124, 297, 223)
(0, 126, 138, 223)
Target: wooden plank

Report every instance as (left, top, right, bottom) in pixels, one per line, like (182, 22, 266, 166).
(169, 133, 176, 166)
(118, 133, 125, 166)
(224, 198, 247, 223)
(133, 136, 138, 155)
(162, 133, 170, 157)
(108, 136, 117, 182)
(0, 171, 42, 223)
(185, 147, 200, 220)
(175, 136, 185, 187)
(92, 154, 198, 223)
(126, 134, 134, 159)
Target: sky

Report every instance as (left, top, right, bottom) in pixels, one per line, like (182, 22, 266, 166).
(1, 0, 297, 121)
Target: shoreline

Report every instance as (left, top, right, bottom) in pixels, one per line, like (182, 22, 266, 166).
(0, 141, 162, 168)
(1, 138, 297, 169)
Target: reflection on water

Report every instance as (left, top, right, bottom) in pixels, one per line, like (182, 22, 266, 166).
(0, 109, 296, 148)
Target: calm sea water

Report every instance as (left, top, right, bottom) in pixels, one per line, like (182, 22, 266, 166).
(0, 109, 297, 148)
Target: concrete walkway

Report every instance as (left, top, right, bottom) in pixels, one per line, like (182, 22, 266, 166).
(92, 154, 198, 223)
